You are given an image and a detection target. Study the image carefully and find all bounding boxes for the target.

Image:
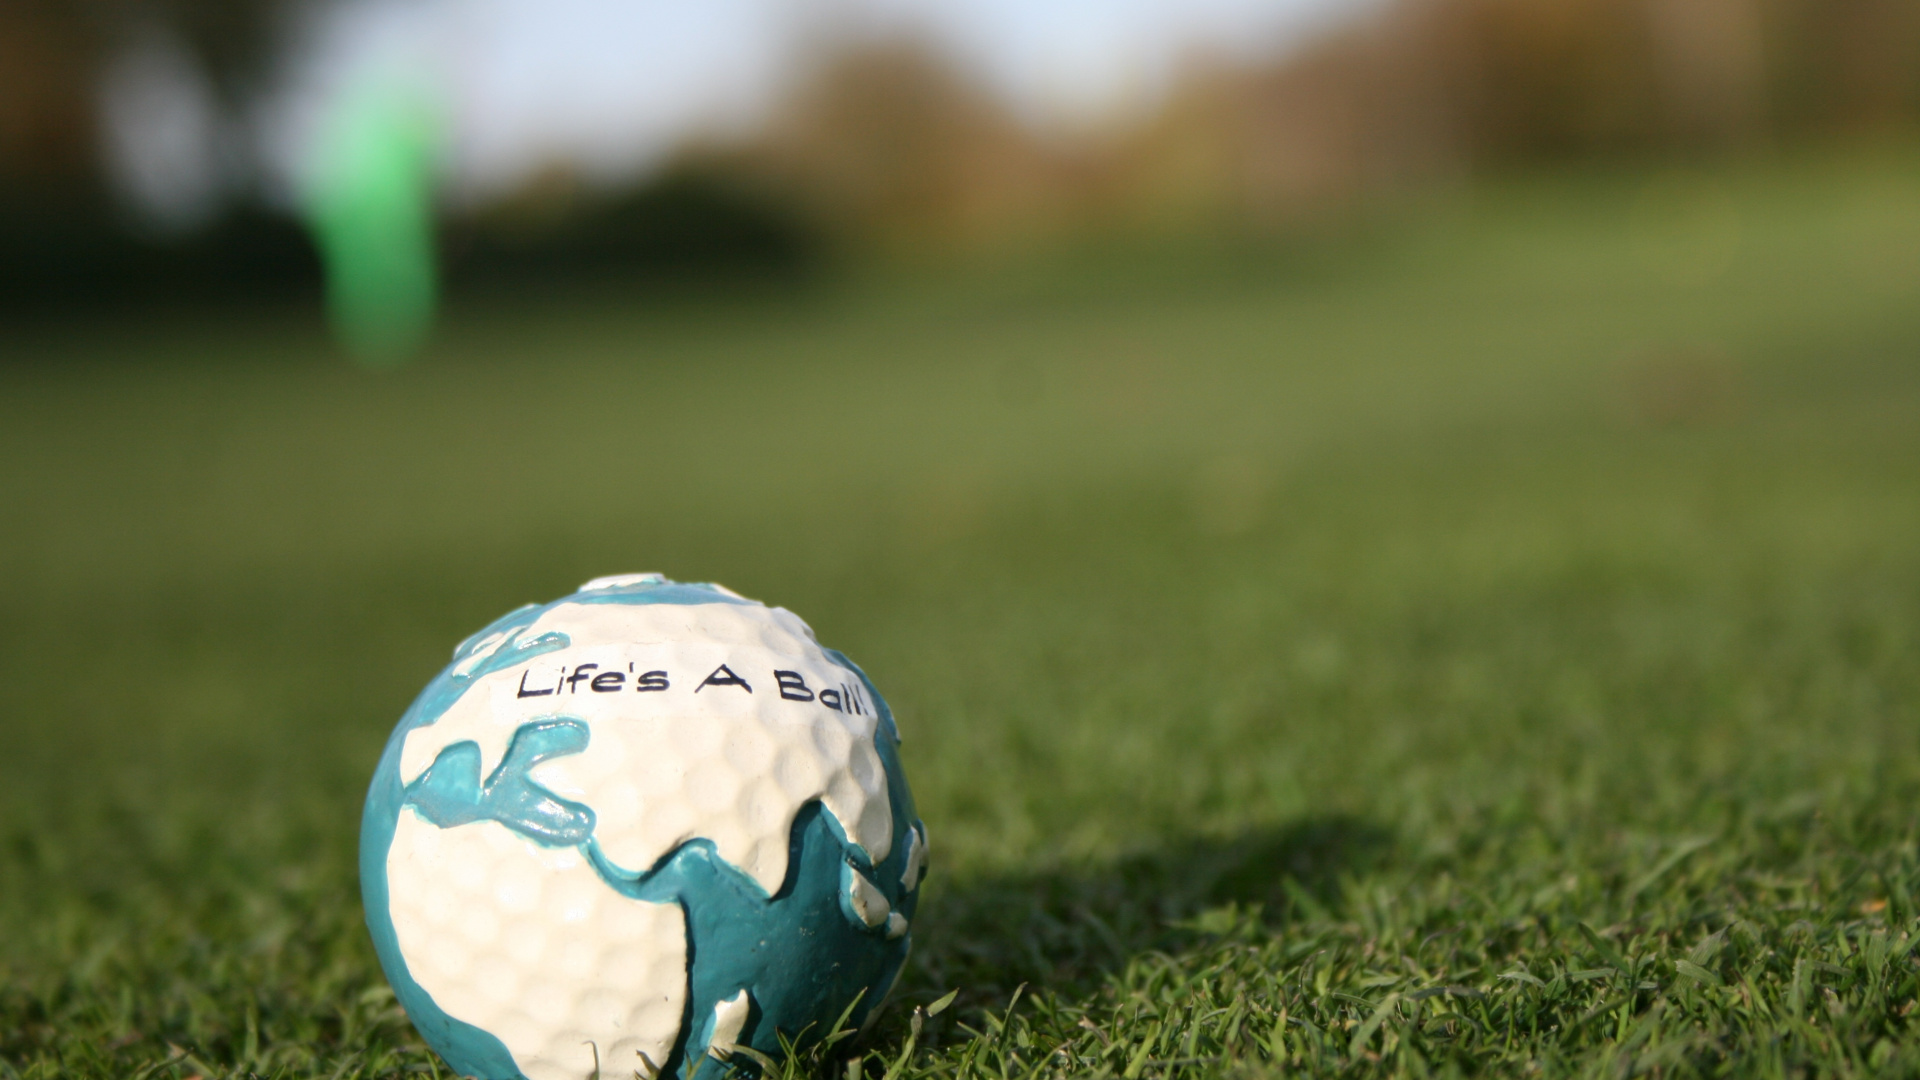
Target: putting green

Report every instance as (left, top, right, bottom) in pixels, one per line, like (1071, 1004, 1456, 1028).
(2, 151, 1919, 1077)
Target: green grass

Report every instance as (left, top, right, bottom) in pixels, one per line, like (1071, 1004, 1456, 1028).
(4, 149, 1920, 1079)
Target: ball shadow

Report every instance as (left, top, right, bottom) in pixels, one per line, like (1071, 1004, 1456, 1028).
(901, 814, 1394, 1009)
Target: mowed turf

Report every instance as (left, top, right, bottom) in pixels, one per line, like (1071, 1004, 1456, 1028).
(3, 151, 1919, 1079)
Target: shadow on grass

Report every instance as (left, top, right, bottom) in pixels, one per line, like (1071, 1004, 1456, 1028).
(905, 815, 1393, 1009)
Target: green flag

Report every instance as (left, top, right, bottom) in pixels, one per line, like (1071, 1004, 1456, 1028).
(304, 72, 439, 365)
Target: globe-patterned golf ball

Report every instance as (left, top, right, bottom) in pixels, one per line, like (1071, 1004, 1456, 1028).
(361, 574, 926, 1080)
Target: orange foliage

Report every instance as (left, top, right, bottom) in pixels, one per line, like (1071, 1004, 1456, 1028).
(0, 4, 99, 188)
(743, 41, 1068, 254)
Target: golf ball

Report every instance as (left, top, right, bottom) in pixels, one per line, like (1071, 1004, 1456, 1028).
(361, 574, 926, 1080)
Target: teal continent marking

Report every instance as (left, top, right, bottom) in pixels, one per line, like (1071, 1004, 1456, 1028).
(405, 720, 596, 846)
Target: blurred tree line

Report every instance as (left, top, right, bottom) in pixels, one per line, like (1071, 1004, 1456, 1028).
(741, 0, 1920, 250)
(1, 0, 276, 193)
(2, 0, 1917, 307)
(0, 0, 318, 303)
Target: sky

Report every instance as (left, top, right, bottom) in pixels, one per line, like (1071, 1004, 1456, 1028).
(103, 0, 1372, 219)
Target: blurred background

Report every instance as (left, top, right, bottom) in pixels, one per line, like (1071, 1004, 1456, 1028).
(5, 0, 1917, 322)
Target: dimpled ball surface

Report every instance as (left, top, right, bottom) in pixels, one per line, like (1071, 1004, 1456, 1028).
(362, 575, 927, 1080)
